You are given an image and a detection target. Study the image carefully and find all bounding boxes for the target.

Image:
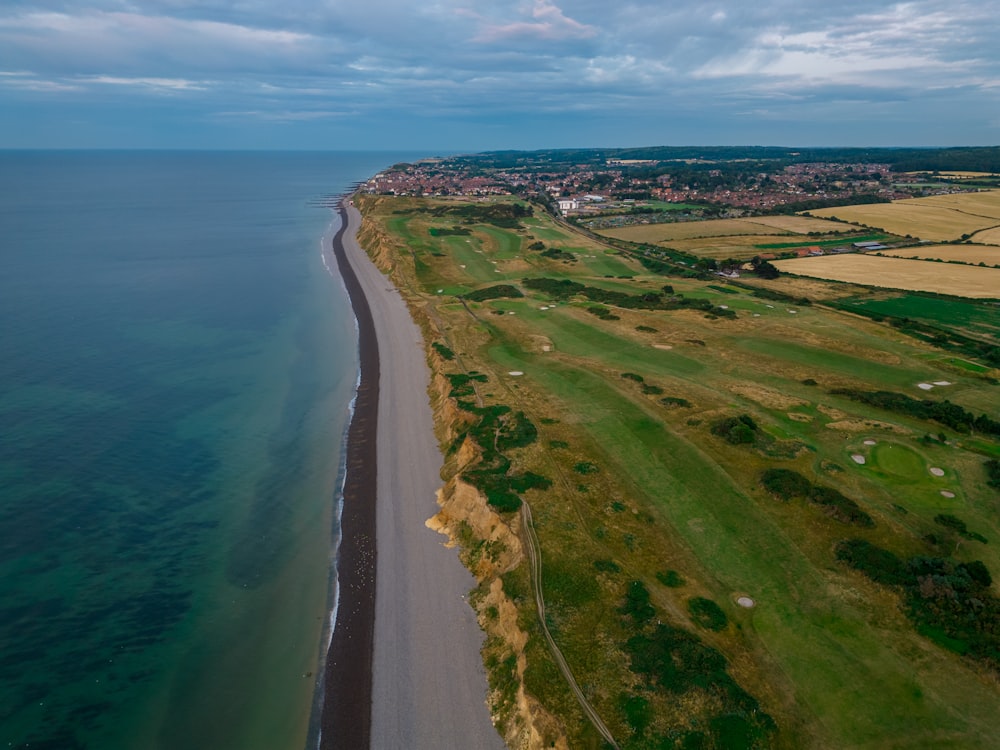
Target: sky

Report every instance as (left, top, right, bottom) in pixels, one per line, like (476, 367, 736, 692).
(1, 0, 998, 151)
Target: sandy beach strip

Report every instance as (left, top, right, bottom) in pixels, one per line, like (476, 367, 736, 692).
(323, 199, 505, 749)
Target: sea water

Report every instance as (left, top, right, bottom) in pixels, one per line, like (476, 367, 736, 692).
(0, 151, 416, 749)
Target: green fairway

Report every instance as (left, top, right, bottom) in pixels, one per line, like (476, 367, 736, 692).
(738, 337, 929, 389)
(487, 343, 1000, 748)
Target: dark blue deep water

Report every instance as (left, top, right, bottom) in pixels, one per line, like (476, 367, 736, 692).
(0, 151, 413, 749)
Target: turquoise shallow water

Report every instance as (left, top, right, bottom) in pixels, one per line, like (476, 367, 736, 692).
(0, 151, 414, 749)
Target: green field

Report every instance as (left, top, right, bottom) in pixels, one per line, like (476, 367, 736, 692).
(357, 194, 1000, 750)
(836, 293, 1000, 341)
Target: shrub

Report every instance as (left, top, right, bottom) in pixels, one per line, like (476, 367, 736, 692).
(661, 396, 692, 408)
(760, 468, 811, 500)
(508, 471, 552, 492)
(432, 341, 455, 360)
(835, 539, 910, 586)
(986, 459, 1000, 490)
(688, 597, 729, 631)
(809, 486, 874, 527)
(594, 559, 621, 573)
(573, 461, 600, 475)
(621, 372, 645, 382)
(656, 570, 685, 587)
(619, 580, 655, 624)
(463, 284, 524, 302)
(712, 415, 758, 444)
(934, 514, 987, 543)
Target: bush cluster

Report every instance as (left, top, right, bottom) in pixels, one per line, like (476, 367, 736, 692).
(521, 277, 736, 318)
(934, 514, 988, 544)
(831, 388, 1000, 436)
(836, 539, 999, 668)
(446, 375, 545, 513)
(986, 459, 1000, 490)
(432, 341, 455, 360)
(619, 581, 776, 747)
(711, 414, 758, 445)
(687, 597, 729, 631)
(761, 468, 874, 527)
(462, 284, 525, 302)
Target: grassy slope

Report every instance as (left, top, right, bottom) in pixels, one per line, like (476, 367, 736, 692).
(358, 195, 1000, 749)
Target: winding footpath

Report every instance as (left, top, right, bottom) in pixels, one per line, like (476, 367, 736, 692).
(520, 502, 621, 750)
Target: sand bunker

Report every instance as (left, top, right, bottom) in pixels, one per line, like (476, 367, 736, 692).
(851, 454, 866, 465)
(941, 490, 956, 498)
(930, 467, 945, 477)
(917, 383, 934, 390)
(653, 344, 673, 350)
(508, 371, 524, 376)
(933, 381, 952, 386)
(863, 440, 877, 446)
(736, 596, 756, 608)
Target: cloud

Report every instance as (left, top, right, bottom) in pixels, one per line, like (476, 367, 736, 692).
(469, 0, 597, 43)
(0, 0, 997, 148)
(87, 75, 210, 91)
(0, 9, 319, 75)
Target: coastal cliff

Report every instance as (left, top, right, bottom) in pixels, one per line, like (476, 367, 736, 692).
(355, 195, 569, 749)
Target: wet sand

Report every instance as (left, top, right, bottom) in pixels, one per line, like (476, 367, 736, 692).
(322, 199, 505, 749)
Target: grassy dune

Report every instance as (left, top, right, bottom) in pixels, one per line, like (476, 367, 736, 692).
(357, 194, 1000, 749)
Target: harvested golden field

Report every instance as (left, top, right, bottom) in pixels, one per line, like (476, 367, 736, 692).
(774, 254, 1000, 298)
(909, 190, 1000, 220)
(598, 217, 793, 243)
(808, 200, 999, 242)
(879, 244, 1000, 266)
(928, 171, 1000, 179)
(743, 215, 852, 233)
(973, 226, 1000, 246)
(670, 234, 805, 260)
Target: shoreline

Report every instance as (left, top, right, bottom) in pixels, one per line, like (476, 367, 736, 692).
(321, 195, 506, 750)
(319, 197, 378, 750)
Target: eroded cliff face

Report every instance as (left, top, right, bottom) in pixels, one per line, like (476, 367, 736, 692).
(428, 476, 567, 750)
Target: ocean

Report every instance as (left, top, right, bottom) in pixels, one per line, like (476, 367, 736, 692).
(0, 151, 417, 749)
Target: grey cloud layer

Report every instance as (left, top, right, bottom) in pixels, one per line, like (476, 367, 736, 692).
(1, 0, 997, 146)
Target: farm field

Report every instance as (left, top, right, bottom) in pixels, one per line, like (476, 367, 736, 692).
(597, 216, 874, 260)
(357, 194, 1000, 750)
(808, 191, 1000, 241)
(879, 244, 1000, 266)
(833, 293, 1000, 345)
(598, 215, 849, 244)
(774, 254, 1000, 298)
(667, 234, 808, 260)
(972, 226, 1000, 246)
